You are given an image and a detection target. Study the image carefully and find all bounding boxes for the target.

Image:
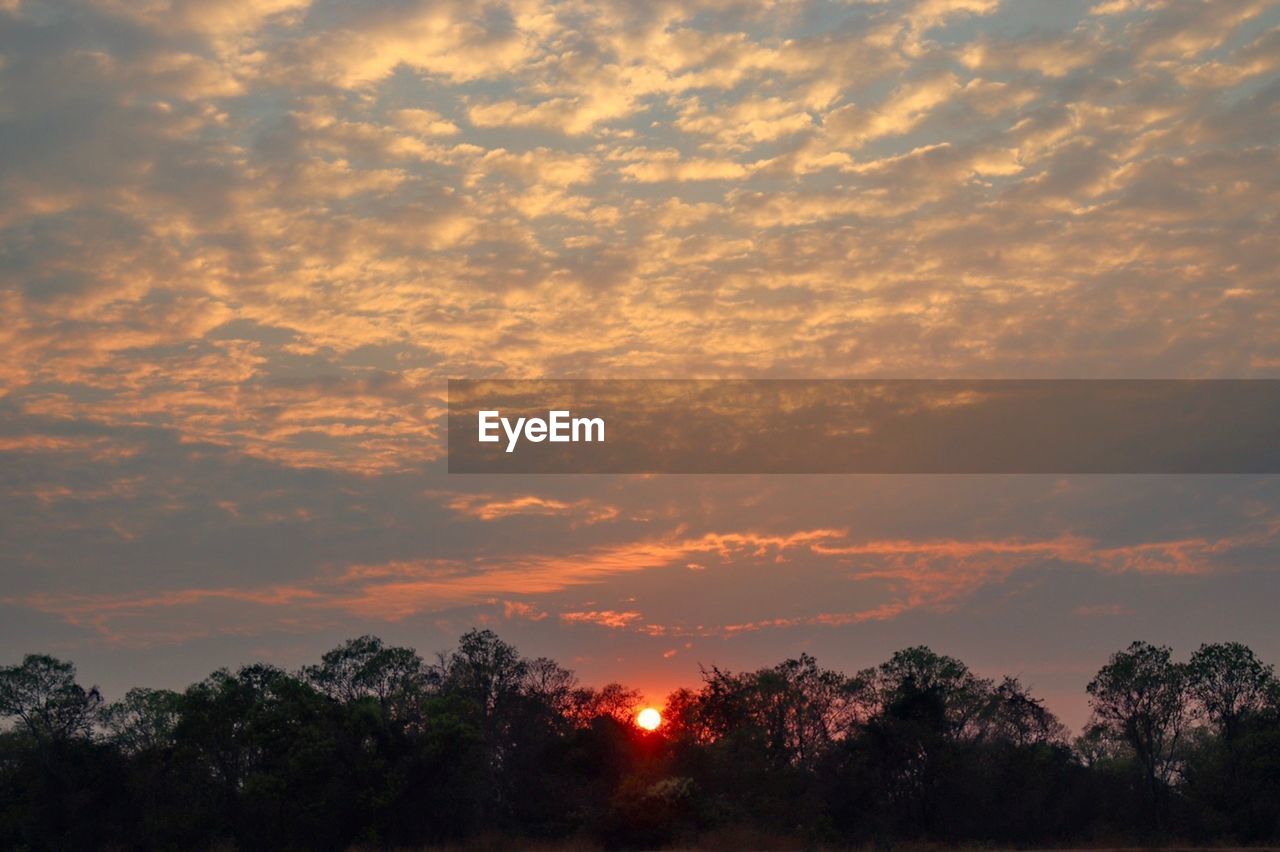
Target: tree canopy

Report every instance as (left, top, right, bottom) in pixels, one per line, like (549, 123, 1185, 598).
(1, 634, 1278, 849)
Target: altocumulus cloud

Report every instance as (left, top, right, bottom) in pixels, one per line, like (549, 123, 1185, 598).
(1, 0, 1279, 727)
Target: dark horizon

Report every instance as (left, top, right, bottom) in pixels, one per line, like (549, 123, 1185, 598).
(4, 628, 1279, 848)
(4, 0, 1280, 726)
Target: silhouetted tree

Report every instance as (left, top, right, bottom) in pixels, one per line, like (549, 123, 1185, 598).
(1187, 641, 1276, 741)
(575, 681, 644, 727)
(304, 634, 429, 707)
(1180, 642, 1280, 842)
(0, 656, 122, 850)
(678, 654, 858, 767)
(0, 655, 102, 743)
(1086, 640, 1189, 831)
(858, 646, 994, 742)
(103, 687, 182, 755)
(3, 634, 1279, 849)
(987, 676, 1070, 747)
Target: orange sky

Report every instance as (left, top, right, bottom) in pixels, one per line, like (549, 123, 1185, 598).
(1, 0, 1279, 730)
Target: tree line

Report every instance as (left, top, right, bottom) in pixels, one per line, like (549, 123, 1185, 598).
(2, 631, 1279, 849)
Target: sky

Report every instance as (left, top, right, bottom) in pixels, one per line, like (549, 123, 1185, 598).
(1, 0, 1279, 731)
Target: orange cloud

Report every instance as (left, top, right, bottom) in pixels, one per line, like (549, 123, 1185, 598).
(8, 519, 1274, 646)
(503, 600, 548, 621)
(561, 610, 643, 629)
(445, 493, 619, 524)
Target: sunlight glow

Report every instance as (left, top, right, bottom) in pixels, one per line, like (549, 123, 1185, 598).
(636, 707, 662, 731)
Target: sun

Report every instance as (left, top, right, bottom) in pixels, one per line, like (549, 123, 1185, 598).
(636, 707, 662, 731)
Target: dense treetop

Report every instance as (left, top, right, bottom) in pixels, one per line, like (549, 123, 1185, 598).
(2, 633, 1279, 850)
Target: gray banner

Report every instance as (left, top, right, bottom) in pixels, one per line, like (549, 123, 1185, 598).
(447, 380, 1280, 474)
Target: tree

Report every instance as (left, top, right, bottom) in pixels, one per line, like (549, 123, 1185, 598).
(522, 656, 580, 722)
(986, 676, 1069, 747)
(1180, 642, 1280, 842)
(572, 682, 643, 727)
(859, 646, 994, 742)
(440, 629, 528, 725)
(4, 634, 1279, 848)
(172, 663, 352, 849)
(103, 687, 182, 755)
(438, 629, 543, 823)
(662, 687, 715, 745)
(0, 655, 102, 743)
(1187, 641, 1275, 742)
(672, 655, 858, 770)
(1085, 641, 1188, 829)
(304, 634, 429, 724)
(748, 655, 860, 765)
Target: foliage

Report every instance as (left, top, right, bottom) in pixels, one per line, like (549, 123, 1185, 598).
(0, 655, 103, 743)
(1, 635, 1278, 849)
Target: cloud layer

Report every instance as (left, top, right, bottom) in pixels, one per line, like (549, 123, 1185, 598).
(2, 0, 1278, 727)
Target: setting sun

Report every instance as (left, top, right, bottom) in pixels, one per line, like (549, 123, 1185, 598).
(636, 707, 662, 731)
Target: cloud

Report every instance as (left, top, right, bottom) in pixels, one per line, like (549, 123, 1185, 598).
(824, 72, 962, 148)
(674, 95, 817, 147)
(445, 493, 619, 524)
(269, 1, 540, 87)
(561, 610, 642, 629)
(10, 512, 1276, 643)
(2, 0, 1279, 716)
(503, 600, 548, 621)
(616, 149, 755, 183)
(91, 0, 311, 35)
(390, 108, 461, 137)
